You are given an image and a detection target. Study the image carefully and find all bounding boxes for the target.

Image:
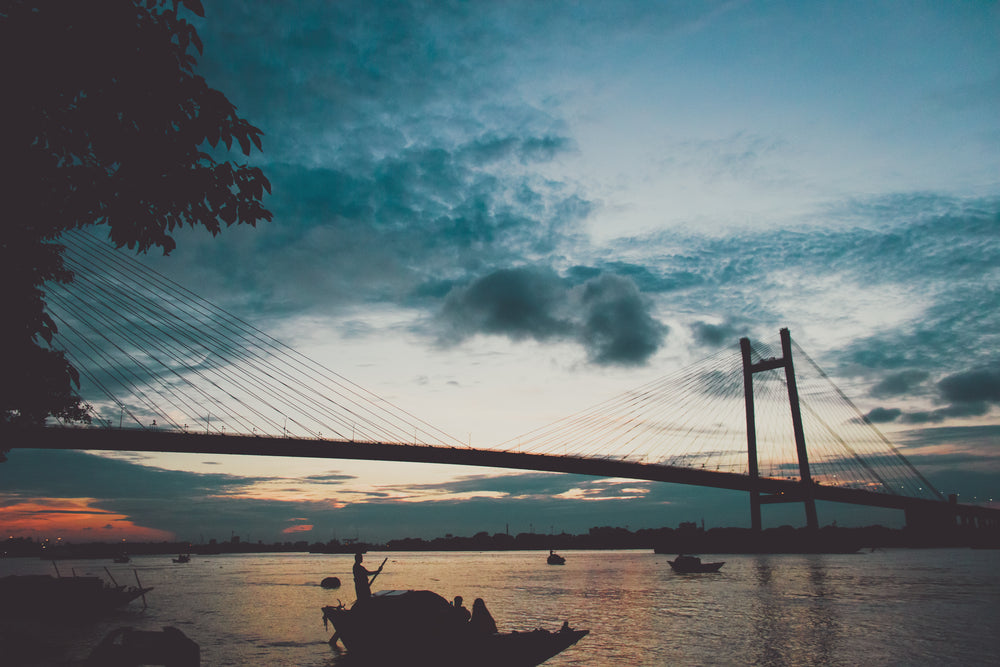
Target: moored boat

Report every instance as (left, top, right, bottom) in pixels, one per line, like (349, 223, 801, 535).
(546, 550, 565, 565)
(322, 590, 588, 666)
(173, 554, 190, 563)
(0, 573, 152, 618)
(86, 626, 199, 666)
(668, 554, 724, 573)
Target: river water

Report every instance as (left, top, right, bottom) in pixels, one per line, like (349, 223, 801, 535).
(2, 548, 998, 666)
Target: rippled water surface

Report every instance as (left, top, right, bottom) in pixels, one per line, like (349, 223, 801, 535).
(3, 548, 999, 665)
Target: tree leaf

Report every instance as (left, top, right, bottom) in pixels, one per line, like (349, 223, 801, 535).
(180, 0, 206, 18)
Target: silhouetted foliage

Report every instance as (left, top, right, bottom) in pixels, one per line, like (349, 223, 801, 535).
(1, 0, 271, 430)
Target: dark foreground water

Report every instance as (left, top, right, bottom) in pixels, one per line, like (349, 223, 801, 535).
(2, 548, 999, 666)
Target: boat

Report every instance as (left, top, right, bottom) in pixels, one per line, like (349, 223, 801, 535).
(668, 554, 724, 573)
(86, 626, 199, 666)
(321, 590, 588, 666)
(173, 554, 190, 563)
(112, 554, 131, 564)
(0, 573, 152, 618)
(546, 550, 565, 565)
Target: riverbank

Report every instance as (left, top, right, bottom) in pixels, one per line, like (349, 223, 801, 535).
(5, 521, 996, 559)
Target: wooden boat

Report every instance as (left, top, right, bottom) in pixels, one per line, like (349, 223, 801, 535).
(0, 573, 152, 618)
(86, 626, 199, 666)
(322, 590, 588, 666)
(546, 550, 565, 565)
(668, 554, 724, 573)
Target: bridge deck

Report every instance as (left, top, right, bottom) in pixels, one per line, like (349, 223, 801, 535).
(10, 427, 998, 522)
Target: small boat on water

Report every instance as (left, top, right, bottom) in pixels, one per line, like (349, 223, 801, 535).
(173, 554, 190, 563)
(322, 590, 588, 666)
(0, 573, 152, 618)
(112, 554, 131, 564)
(546, 550, 566, 565)
(668, 554, 724, 573)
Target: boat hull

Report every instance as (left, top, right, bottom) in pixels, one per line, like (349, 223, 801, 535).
(322, 590, 587, 666)
(0, 574, 152, 618)
(668, 560, 724, 573)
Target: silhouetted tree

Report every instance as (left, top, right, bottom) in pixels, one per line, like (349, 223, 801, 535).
(0, 0, 271, 431)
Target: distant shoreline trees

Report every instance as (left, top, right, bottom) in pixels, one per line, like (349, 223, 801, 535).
(4, 521, 991, 558)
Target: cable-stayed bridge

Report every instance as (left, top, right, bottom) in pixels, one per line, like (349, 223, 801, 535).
(8, 231, 1000, 532)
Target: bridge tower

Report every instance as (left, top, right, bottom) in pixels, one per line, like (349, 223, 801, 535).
(740, 328, 819, 532)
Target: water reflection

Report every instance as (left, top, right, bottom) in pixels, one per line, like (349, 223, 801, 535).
(805, 558, 836, 664)
(745, 556, 841, 666)
(749, 557, 785, 666)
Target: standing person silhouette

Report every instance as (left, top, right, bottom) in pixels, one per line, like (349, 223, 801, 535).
(353, 552, 382, 601)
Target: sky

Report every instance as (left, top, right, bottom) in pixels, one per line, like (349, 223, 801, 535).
(3, 0, 1000, 545)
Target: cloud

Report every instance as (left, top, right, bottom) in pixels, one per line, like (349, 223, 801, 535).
(0, 449, 257, 501)
(901, 402, 991, 424)
(438, 267, 573, 343)
(938, 367, 1000, 404)
(578, 273, 667, 365)
(302, 472, 358, 484)
(866, 407, 902, 423)
(691, 320, 743, 348)
(281, 524, 314, 534)
(870, 370, 931, 398)
(861, 364, 1000, 425)
(436, 268, 667, 365)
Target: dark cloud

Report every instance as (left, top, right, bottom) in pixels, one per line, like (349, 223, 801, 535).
(458, 134, 575, 166)
(0, 449, 256, 501)
(579, 274, 667, 365)
(866, 407, 902, 423)
(691, 320, 743, 348)
(938, 367, 1000, 404)
(865, 365, 1000, 425)
(436, 268, 667, 365)
(302, 472, 358, 484)
(438, 267, 573, 343)
(897, 424, 1000, 452)
(901, 402, 991, 424)
(870, 370, 930, 398)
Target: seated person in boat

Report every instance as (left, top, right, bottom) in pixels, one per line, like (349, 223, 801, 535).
(453, 595, 471, 621)
(469, 597, 497, 634)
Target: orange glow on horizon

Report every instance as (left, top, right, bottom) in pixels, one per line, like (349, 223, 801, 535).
(0, 498, 174, 542)
(282, 524, 314, 534)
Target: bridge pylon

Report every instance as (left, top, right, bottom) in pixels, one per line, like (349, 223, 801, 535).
(740, 328, 819, 532)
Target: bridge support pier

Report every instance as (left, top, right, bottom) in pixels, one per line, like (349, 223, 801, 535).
(741, 329, 819, 532)
(740, 338, 762, 532)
